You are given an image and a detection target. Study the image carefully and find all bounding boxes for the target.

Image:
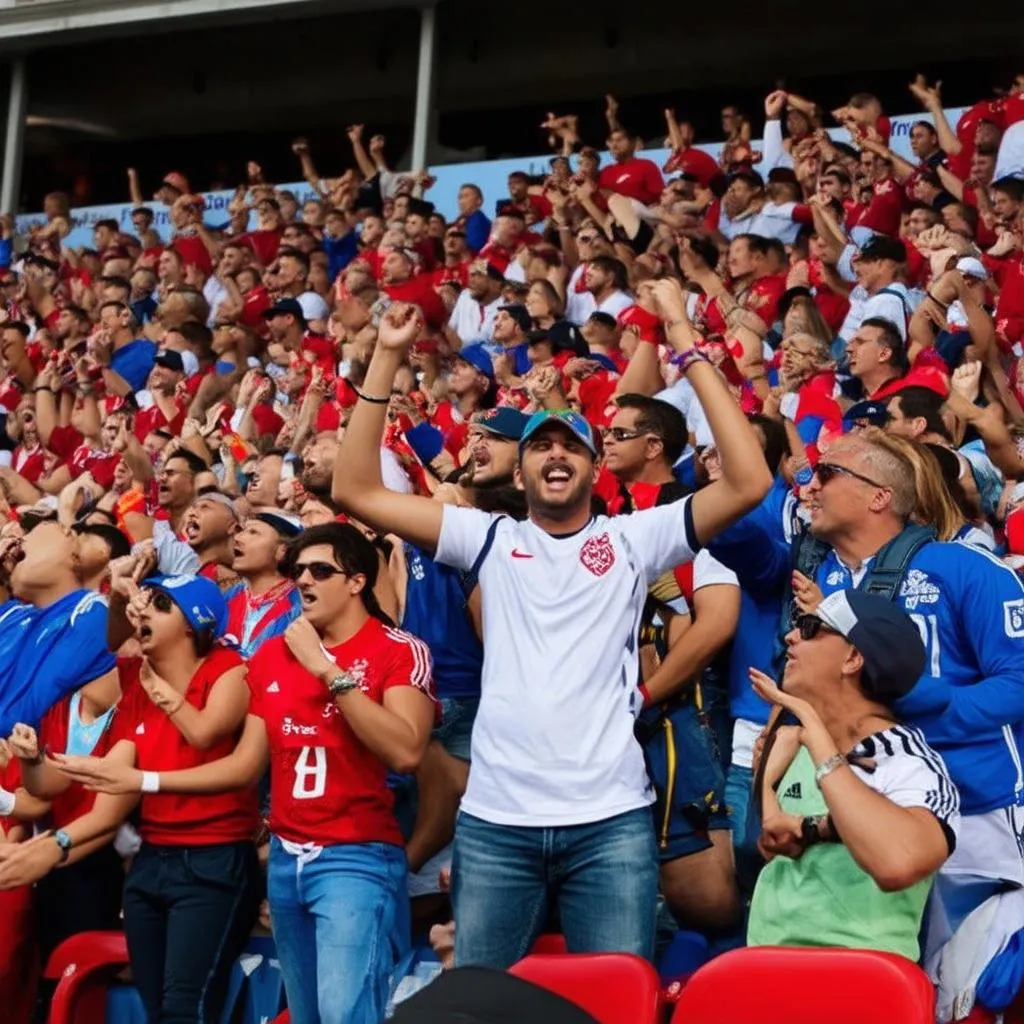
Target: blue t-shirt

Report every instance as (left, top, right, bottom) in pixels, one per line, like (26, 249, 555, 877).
(402, 544, 482, 700)
(110, 339, 158, 392)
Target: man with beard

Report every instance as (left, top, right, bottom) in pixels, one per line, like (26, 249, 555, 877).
(224, 508, 303, 658)
(333, 295, 771, 968)
(182, 492, 240, 585)
(446, 261, 504, 347)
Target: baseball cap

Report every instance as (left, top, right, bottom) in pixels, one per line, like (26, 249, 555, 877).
(252, 509, 303, 538)
(857, 235, 907, 264)
(498, 303, 532, 333)
(161, 171, 191, 194)
(956, 256, 989, 281)
(262, 297, 307, 323)
(518, 409, 598, 457)
(154, 348, 200, 376)
(842, 399, 890, 428)
(814, 589, 926, 703)
(456, 344, 495, 380)
(471, 407, 529, 440)
(297, 293, 330, 322)
(143, 573, 229, 638)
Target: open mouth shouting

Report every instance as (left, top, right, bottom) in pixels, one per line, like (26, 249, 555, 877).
(541, 461, 574, 493)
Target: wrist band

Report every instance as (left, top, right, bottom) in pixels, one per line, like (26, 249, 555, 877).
(638, 683, 652, 708)
(669, 349, 710, 375)
(140, 771, 161, 794)
(814, 753, 846, 787)
(354, 388, 391, 405)
(0, 787, 15, 816)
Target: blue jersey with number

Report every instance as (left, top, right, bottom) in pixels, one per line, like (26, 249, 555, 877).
(817, 540, 1024, 815)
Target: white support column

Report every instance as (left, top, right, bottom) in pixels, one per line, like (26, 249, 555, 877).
(1, 59, 27, 215)
(410, 4, 437, 173)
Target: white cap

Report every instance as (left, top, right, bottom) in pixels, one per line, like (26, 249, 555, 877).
(956, 256, 989, 281)
(180, 349, 200, 376)
(297, 292, 330, 322)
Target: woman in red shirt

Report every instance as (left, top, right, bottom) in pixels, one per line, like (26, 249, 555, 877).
(0, 572, 260, 1024)
(57, 523, 436, 1024)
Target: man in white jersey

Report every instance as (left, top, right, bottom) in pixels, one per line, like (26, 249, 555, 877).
(332, 287, 772, 967)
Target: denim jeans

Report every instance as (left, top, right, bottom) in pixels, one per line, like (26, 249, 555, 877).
(122, 841, 261, 1024)
(725, 763, 762, 895)
(451, 806, 658, 968)
(267, 835, 410, 1024)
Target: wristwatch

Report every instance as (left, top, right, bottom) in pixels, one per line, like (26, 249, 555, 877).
(326, 671, 359, 698)
(53, 829, 73, 863)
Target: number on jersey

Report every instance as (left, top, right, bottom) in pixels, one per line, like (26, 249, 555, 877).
(292, 746, 327, 800)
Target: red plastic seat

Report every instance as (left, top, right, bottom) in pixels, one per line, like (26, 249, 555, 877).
(45, 931, 130, 1024)
(510, 953, 662, 1024)
(530, 933, 568, 955)
(669, 946, 935, 1024)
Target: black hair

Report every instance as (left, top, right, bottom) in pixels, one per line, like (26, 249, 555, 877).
(74, 522, 132, 561)
(747, 414, 790, 475)
(587, 312, 617, 330)
(687, 235, 720, 271)
(729, 170, 764, 192)
(278, 247, 311, 274)
(860, 317, 906, 367)
(101, 275, 131, 291)
(282, 522, 394, 626)
(175, 321, 214, 357)
(165, 448, 209, 474)
(95, 218, 119, 234)
(735, 233, 784, 263)
(889, 387, 951, 440)
(588, 255, 629, 292)
(992, 177, 1024, 202)
(614, 393, 688, 465)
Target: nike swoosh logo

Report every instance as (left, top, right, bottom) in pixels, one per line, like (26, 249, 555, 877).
(510, 549, 534, 559)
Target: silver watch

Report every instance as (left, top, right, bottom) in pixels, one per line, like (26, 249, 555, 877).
(326, 671, 359, 697)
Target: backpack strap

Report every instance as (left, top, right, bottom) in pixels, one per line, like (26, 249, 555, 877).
(772, 523, 833, 676)
(859, 523, 937, 601)
(876, 286, 911, 329)
(457, 515, 505, 605)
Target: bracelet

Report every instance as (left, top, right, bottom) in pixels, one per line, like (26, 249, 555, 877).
(354, 387, 391, 405)
(140, 771, 161, 794)
(669, 349, 710, 375)
(814, 752, 847, 787)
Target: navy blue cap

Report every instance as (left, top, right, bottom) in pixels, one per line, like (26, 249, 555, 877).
(588, 353, 620, 374)
(471, 406, 530, 441)
(456, 343, 495, 380)
(843, 400, 889, 428)
(519, 409, 598, 456)
(262, 297, 306, 322)
(144, 573, 229, 638)
(815, 589, 926, 703)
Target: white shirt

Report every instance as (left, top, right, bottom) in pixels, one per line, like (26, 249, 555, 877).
(435, 500, 699, 826)
(596, 289, 634, 318)
(839, 283, 911, 342)
(565, 265, 594, 325)
(448, 290, 502, 346)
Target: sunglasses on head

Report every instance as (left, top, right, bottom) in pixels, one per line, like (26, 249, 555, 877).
(813, 462, 886, 489)
(288, 560, 347, 582)
(794, 614, 841, 641)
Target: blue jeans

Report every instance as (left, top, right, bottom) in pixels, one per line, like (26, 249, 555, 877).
(267, 836, 410, 1024)
(451, 807, 658, 968)
(725, 763, 762, 894)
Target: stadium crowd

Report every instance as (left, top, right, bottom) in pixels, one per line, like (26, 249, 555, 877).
(1, 70, 1024, 1024)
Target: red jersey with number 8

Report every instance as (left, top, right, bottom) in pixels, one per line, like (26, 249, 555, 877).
(247, 617, 435, 847)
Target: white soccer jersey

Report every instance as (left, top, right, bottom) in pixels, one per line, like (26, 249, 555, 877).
(435, 500, 699, 826)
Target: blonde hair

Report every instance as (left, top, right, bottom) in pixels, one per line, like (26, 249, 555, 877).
(859, 429, 963, 540)
(783, 296, 833, 347)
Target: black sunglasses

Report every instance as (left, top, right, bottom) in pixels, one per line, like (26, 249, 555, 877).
(814, 462, 886, 489)
(288, 560, 347, 582)
(606, 427, 658, 443)
(794, 614, 840, 641)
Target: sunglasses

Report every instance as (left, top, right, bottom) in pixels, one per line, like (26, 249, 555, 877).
(794, 614, 841, 641)
(288, 560, 347, 582)
(813, 462, 886, 489)
(606, 426, 657, 443)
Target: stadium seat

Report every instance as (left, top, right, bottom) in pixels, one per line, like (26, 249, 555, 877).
(669, 946, 935, 1024)
(45, 931, 130, 1024)
(509, 953, 662, 1024)
(531, 933, 569, 955)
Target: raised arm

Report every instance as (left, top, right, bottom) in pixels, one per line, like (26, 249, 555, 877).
(650, 279, 772, 544)
(331, 304, 444, 550)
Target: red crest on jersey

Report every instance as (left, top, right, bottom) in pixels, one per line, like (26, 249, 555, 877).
(580, 533, 615, 577)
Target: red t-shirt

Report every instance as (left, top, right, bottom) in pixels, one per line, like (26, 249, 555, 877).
(172, 234, 213, 277)
(239, 285, 272, 332)
(743, 273, 788, 329)
(134, 401, 186, 443)
(852, 177, 903, 238)
(247, 618, 435, 847)
(948, 98, 1006, 179)
(664, 147, 720, 188)
(477, 240, 518, 275)
(382, 274, 448, 330)
(109, 648, 257, 846)
(985, 253, 1024, 348)
(241, 228, 284, 268)
(39, 694, 115, 829)
(433, 259, 471, 289)
(598, 158, 664, 206)
(11, 444, 44, 485)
